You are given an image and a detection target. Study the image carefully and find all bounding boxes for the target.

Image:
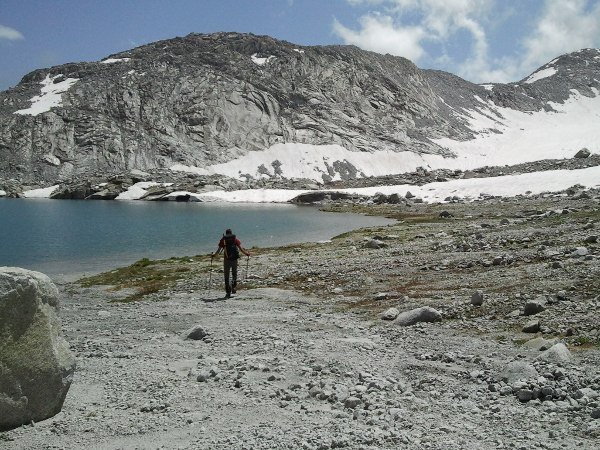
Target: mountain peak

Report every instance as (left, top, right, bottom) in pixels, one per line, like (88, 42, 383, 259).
(0, 34, 598, 189)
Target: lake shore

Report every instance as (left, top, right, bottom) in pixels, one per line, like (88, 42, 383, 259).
(2, 190, 599, 449)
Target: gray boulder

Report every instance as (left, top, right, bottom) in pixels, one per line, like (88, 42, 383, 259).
(471, 290, 484, 306)
(185, 326, 208, 341)
(395, 306, 442, 326)
(0, 267, 76, 431)
(499, 361, 538, 384)
(364, 239, 386, 249)
(574, 148, 591, 158)
(522, 319, 541, 333)
(522, 336, 556, 351)
(536, 343, 572, 365)
(524, 298, 546, 316)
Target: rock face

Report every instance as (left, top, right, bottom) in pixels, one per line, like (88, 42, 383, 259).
(0, 267, 76, 431)
(0, 32, 598, 187)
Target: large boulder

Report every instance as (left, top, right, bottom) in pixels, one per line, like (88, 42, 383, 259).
(0, 267, 76, 431)
(536, 343, 572, 365)
(395, 306, 442, 326)
(499, 361, 538, 384)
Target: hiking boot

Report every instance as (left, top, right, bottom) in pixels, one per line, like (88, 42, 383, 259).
(232, 288, 237, 294)
(225, 293, 231, 299)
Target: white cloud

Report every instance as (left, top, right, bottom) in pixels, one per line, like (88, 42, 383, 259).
(333, 15, 426, 61)
(336, 0, 600, 83)
(520, 0, 600, 75)
(334, 0, 496, 75)
(0, 24, 24, 41)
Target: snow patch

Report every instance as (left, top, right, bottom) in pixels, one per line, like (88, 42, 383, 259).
(524, 67, 557, 84)
(115, 182, 172, 200)
(196, 166, 600, 204)
(480, 84, 494, 91)
(293, 49, 305, 54)
(170, 163, 211, 176)
(0, 190, 6, 197)
(251, 54, 275, 65)
(101, 58, 131, 64)
(14, 74, 79, 116)
(23, 185, 60, 198)
(434, 89, 600, 169)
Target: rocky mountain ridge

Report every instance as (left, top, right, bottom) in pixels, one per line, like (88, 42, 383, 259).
(0, 32, 599, 195)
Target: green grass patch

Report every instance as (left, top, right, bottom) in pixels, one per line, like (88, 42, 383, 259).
(79, 257, 197, 303)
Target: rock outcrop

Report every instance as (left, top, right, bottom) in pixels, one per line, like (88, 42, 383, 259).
(0, 267, 76, 431)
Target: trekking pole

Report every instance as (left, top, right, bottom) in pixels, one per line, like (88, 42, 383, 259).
(208, 254, 214, 290)
(245, 255, 250, 281)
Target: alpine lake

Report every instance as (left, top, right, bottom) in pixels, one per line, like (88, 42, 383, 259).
(0, 198, 394, 280)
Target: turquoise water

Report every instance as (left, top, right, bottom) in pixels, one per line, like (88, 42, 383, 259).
(0, 199, 392, 279)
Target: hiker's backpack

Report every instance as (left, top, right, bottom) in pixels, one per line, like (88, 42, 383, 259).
(223, 234, 240, 260)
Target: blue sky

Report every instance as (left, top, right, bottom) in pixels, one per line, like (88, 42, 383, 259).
(1, 0, 599, 90)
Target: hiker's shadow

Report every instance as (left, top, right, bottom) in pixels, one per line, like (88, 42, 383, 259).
(200, 296, 227, 303)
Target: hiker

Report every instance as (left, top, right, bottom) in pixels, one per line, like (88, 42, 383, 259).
(212, 229, 251, 298)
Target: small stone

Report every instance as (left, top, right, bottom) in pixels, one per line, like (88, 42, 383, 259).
(344, 397, 361, 409)
(524, 299, 546, 316)
(196, 372, 210, 382)
(523, 320, 541, 333)
(439, 211, 453, 218)
(186, 326, 208, 341)
(364, 239, 386, 249)
(500, 386, 513, 396)
(574, 148, 591, 158)
(517, 389, 533, 402)
(309, 386, 323, 398)
(381, 307, 400, 321)
(471, 290, 484, 306)
(584, 235, 598, 244)
(591, 408, 600, 419)
(571, 247, 589, 257)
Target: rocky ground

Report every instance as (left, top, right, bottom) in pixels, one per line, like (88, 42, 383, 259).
(2, 188, 599, 449)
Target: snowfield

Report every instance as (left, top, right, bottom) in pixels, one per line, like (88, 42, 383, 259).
(14, 74, 79, 116)
(171, 89, 599, 183)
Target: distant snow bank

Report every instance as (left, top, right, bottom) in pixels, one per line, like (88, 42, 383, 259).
(14, 75, 79, 116)
(196, 165, 600, 203)
(524, 67, 557, 84)
(115, 182, 173, 200)
(101, 58, 131, 64)
(251, 54, 275, 65)
(22, 185, 60, 198)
